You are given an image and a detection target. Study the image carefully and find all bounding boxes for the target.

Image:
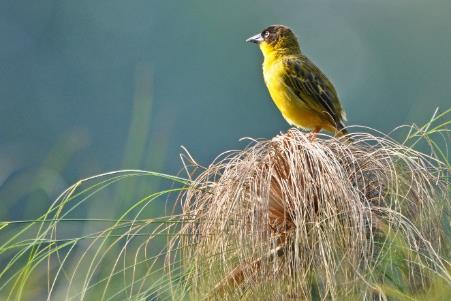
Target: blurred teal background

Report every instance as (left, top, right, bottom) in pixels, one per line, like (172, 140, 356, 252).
(1, 0, 450, 218)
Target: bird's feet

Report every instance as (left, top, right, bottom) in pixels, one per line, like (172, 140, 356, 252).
(307, 128, 321, 141)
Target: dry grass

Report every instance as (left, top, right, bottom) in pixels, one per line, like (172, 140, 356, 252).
(170, 129, 450, 300)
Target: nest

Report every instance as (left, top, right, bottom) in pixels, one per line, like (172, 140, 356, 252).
(171, 129, 449, 300)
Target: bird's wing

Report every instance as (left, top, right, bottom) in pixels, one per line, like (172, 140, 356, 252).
(282, 57, 346, 125)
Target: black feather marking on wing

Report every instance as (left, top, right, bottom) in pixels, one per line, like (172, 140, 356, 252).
(283, 58, 341, 126)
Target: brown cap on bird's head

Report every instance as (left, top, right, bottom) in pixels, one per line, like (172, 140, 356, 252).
(246, 25, 300, 54)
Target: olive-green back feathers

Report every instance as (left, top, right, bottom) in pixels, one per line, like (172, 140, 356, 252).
(282, 55, 347, 131)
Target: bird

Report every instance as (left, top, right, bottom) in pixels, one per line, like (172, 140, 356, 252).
(246, 25, 348, 139)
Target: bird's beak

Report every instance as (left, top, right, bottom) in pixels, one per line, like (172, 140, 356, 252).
(246, 33, 263, 44)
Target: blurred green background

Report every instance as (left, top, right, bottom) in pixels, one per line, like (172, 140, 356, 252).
(1, 0, 450, 219)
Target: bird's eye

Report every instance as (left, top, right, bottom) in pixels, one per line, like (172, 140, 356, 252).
(263, 31, 270, 38)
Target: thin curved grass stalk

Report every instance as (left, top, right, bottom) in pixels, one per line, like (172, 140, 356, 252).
(0, 170, 190, 301)
(173, 126, 449, 300)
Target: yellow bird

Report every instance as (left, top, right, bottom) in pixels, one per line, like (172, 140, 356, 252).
(246, 25, 348, 138)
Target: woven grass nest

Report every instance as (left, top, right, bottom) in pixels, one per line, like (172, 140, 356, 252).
(169, 128, 449, 300)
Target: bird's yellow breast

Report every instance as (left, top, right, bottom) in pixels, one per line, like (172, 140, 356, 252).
(263, 59, 330, 130)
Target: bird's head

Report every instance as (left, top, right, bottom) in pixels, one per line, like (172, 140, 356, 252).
(246, 25, 301, 57)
